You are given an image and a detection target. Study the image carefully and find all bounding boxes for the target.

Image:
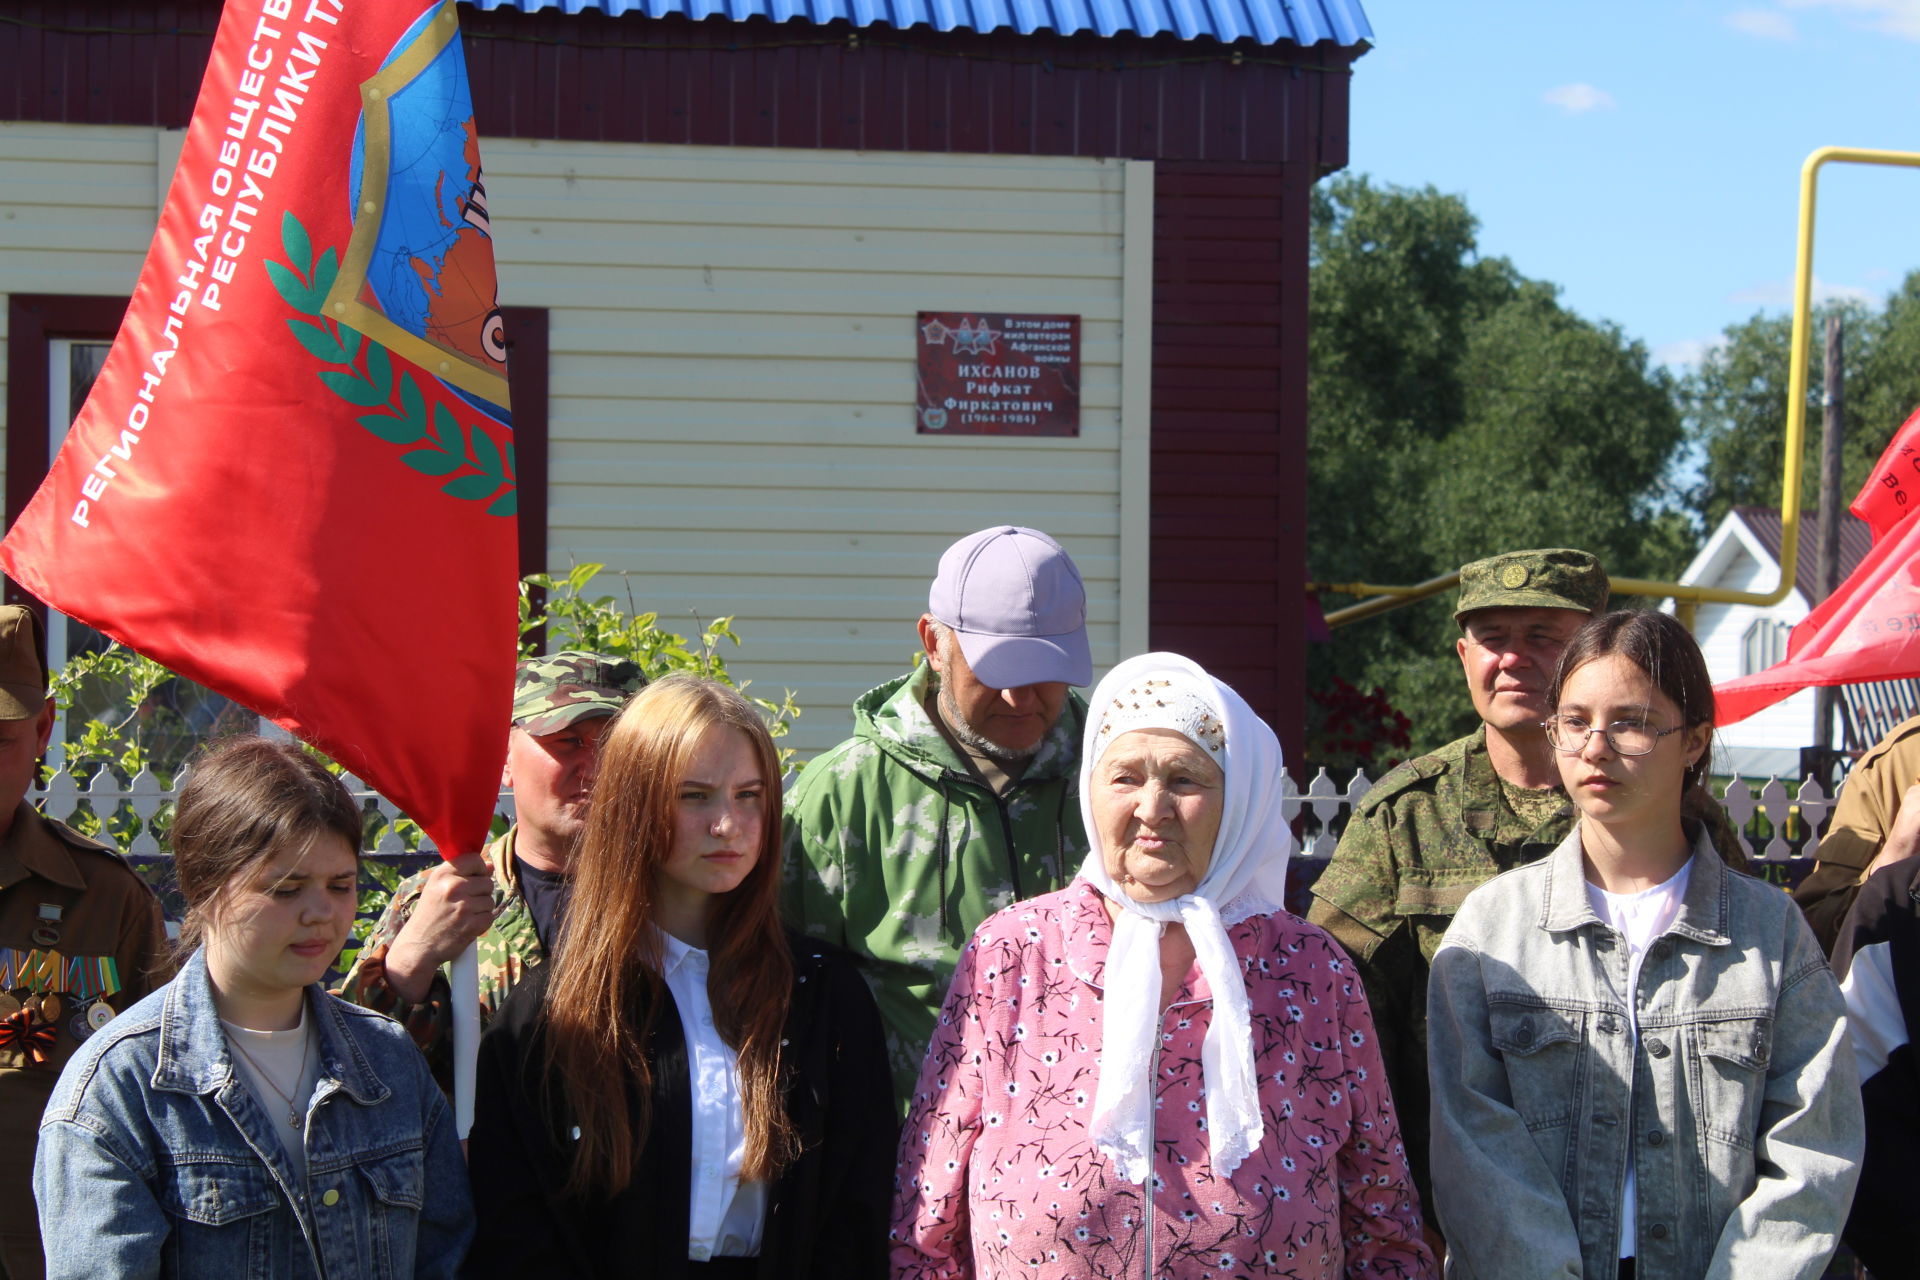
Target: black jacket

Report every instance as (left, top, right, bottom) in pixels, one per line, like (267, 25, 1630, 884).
(463, 930, 896, 1279)
(1831, 858, 1920, 1280)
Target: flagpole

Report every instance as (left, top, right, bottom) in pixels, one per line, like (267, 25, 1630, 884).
(451, 941, 480, 1138)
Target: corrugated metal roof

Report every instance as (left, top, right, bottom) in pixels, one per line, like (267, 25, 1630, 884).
(1734, 505, 1874, 594)
(466, 0, 1371, 47)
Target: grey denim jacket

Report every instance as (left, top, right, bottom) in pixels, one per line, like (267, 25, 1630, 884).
(1427, 827, 1862, 1280)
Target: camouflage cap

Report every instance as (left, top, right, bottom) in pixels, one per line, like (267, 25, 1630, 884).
(512, 651, 647, 734)
(1454, 548, 1608, 625)
(0, 606, 47, 721)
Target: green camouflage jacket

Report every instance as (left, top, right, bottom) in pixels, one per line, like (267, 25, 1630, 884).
(334, 827, 541, 1094)
(1307, 725, 1750, 1218)
(781, 664, 1088, 1104)
(1307, 727, 1570, 1219)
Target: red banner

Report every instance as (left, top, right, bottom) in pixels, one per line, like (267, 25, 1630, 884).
(0, 0, 516, 856)
(1850, 403, 1920, 542)
(1714, 512, 1920, 725)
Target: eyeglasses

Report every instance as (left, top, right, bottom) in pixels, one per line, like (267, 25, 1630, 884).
(1543, 716, 1686, 757)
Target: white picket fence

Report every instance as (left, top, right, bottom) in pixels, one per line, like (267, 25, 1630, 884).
(36, 762, 1830, 865)
(32, 765, 514, 856)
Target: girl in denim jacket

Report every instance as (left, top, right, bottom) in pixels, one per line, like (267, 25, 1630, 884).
(34, 738, 473, 1279)
(1427, 611, 1862, 1280)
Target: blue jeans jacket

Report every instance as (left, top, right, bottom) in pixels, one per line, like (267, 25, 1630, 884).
(1427, 828, 1863, 1280)
(34, 948, 472, 1279)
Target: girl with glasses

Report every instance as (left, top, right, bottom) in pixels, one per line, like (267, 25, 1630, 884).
(1426, 610, 1862, 1279)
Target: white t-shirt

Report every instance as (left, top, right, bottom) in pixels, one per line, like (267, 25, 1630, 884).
(1585, 856, 1693, 1261)
(221, 1004, 320, 1184)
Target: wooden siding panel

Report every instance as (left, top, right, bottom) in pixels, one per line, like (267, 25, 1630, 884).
(1149, 157, 1307, 764)
(0, 123, 154, 518)
(483, 139, 1131, 755)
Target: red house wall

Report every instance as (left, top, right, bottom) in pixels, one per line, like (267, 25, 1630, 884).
(0, 1, 1359, 763)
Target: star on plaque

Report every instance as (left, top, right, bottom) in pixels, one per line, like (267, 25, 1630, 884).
(921, 319, 952, 345)
(951, 319, 1002, 355)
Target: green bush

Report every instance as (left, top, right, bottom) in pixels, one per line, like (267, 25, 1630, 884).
(41, 566, 800, 959)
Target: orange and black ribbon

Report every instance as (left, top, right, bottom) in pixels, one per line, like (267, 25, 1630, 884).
(0, 1005, 57, 1065)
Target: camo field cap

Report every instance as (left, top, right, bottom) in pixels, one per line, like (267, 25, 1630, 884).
(512, 652, 646, 734)
(0, 606, 47, 721)
(1453, 548, 1609, 625)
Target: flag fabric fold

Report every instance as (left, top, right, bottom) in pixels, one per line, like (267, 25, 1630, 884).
(1714, 493, 1920, 728)
(1850, 404, 1920, 542)
(0, 0, 517, 857)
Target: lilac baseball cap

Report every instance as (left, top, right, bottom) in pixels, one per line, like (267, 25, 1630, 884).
(929, 526, 1093, 688)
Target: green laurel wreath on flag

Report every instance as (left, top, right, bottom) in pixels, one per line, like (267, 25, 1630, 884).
(265, 212, 516, 518)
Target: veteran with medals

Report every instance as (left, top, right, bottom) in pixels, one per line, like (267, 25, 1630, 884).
(0, 606, 171, 1280)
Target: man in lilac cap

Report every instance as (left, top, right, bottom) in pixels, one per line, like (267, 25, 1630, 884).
(783, 526, 1093, 1103)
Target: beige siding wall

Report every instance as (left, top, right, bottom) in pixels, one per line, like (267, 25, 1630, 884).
(486, 140, 1140, 756)
(1, 126, 1144, 758)
(0, 122, 168, 505)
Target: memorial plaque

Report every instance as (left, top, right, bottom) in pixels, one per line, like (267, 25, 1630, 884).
(915, 312, 1080, 436)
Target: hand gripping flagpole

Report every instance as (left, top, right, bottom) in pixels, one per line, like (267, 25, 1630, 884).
(452, 940, 480, 1138)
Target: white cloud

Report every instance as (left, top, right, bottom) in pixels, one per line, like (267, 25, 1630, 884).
(1542, 82, 1616, 113)
(1816, 279, 1878, 305)
(1726, 8, 1799, 39)
(1653, 337, 1723, 370)
(1784, 0, 1920, 40)
(1727, 275, 1878, 306)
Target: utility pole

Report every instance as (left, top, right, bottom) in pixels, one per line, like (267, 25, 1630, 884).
(1814, 314, 1845, 753)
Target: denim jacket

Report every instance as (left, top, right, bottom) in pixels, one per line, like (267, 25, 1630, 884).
(34, 948, 472, 1279)
(1427, 827, 1862, 1280)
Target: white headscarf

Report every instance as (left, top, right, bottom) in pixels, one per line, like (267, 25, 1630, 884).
(1077, 652, 1294, 1184)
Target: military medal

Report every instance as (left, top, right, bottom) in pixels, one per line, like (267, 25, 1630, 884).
(35, 992, 61, 1023)
(31, 903, 64, 948)
(0, 992, 19, 1021)
(87, 999, 115, 1031)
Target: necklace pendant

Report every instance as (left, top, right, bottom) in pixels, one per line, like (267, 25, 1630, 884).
(289, 1108, 302, 1130)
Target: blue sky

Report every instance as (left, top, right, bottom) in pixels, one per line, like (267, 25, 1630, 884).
(1349, 0, 1920, 372)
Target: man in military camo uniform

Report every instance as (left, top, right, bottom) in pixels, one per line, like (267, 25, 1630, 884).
(1308, 549, 1610, 1229)
(783, 527, 1093, 1105)
(336, 652, 644, 1090)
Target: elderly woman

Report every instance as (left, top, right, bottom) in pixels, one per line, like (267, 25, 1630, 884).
(892, 653, 1434, 1279)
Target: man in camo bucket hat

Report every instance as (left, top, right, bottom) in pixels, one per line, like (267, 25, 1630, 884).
(338, 652, 645, 1090)
(1308, 550, 1754, 1243)
(1307, 548, 1609, 1239)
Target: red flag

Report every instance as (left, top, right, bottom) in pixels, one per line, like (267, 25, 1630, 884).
(0, 0, 516, 856)
(1714, 513, 1920, 725)
(1850, 403, 1920, 542)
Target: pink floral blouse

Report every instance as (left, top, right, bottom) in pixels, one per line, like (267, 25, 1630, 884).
(892, 879, 1434, 1280)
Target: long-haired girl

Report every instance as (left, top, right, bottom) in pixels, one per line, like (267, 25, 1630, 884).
(465, 674, 894, 1278)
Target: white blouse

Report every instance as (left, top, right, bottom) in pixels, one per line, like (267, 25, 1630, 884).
(658, 930, 767, 1260)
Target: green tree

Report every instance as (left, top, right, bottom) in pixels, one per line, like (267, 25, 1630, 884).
(1309, 177, 1691, 756)
(1686, 272, 1920, 529)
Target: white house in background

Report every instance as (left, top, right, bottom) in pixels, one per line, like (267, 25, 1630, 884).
(1670, 505, 1879, 778)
